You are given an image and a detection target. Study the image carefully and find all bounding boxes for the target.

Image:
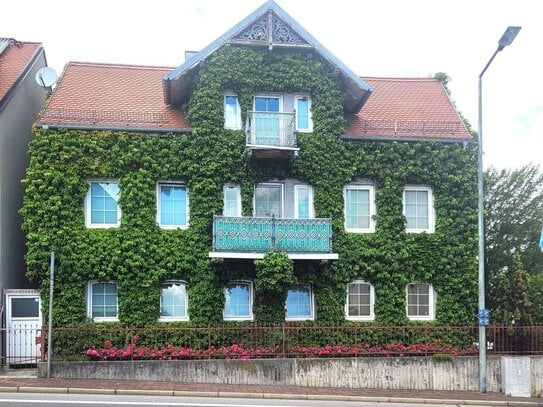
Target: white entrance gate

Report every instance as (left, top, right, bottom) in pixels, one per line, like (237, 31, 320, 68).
(4, 290, 41, 366)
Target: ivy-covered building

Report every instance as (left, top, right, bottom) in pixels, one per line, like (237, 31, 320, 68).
(24, 1, 477, 327)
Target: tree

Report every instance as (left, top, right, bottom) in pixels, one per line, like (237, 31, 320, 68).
(492, 251, 532, 324)
(484, 164, 543, 323)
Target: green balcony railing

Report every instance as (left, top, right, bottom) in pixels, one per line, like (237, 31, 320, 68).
(212, 216, 333, 253)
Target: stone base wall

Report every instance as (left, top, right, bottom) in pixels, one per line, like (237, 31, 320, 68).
(38, 356, 543, 397)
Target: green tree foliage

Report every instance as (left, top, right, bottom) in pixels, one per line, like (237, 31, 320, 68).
(21, 46, 478, 327)
(492, 251, 532, 323)
(485, 164, 543, 322)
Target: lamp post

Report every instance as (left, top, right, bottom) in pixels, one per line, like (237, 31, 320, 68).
(477, 25, 521, 394)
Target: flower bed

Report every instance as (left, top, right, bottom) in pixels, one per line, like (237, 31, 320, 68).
(85, 336, 467, 361)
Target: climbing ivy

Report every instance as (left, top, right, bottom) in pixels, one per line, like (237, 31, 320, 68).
(22, 45, 478, 327)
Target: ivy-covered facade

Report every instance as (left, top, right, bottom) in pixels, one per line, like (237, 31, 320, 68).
(24, 1, 478, 327)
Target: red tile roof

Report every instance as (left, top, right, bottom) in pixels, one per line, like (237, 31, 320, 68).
(345, 77, 471, 141)
(39, 62, 189, 131)
(0, 40, 42, 104)
(39, 64, 470, 142)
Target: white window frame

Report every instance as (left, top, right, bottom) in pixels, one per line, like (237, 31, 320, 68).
(159, 280, 189, 322)
(405, 282, 436, 321)
(156, 182, 189, 229)
(223, 184, 242, 217)
(253, 93, 283, 112)
(343, 184, 376, 233)
(403, 185, 435, 233)
(294, 94, 313, 132)
(224, 93, 242, 130)
(223, 280, 254, 321)
(85, 180, 121, 229)
(294, 184, 314, 219)
(87, 281, 119, 322)
(345, 280, 375, 321)
(253, 183, 284, 218)
(285, 283, 315, 321)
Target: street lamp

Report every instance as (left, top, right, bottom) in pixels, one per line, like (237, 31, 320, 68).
(477, 25, 521, 394)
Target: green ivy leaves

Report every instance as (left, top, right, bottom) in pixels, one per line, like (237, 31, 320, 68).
(22, 46, 478, 328)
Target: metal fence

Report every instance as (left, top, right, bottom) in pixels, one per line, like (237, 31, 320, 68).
(37, 324, 543, 362)
(0, 326, 42, 366)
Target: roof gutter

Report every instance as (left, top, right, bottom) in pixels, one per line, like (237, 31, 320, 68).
(38, 123, 192, 134)
(340, 134, 471, 145)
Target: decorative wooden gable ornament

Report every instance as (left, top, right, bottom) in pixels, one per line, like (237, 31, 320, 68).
(163, 0, 372, 113)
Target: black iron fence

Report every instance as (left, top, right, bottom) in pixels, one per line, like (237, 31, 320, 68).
(34, 324, 543, 362)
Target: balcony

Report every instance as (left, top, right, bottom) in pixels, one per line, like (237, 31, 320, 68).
(209, 216, 338, 260)
(245, 111, 299, 158)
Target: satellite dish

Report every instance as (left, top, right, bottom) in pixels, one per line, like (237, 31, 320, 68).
(35, 66, 58, 89)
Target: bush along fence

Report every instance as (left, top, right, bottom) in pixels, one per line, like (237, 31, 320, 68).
(38, 324, 543, 362)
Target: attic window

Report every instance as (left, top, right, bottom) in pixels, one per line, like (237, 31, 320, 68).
(224, 94, 242, 130)
(295, 95, 312, 132)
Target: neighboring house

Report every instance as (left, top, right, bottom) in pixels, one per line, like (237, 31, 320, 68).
(0, 38, 47, 364)
(25, 1, 477, 328)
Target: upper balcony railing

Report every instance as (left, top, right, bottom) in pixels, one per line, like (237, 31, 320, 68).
(245, 111, 297, 149)
(211, 216, 333, 255)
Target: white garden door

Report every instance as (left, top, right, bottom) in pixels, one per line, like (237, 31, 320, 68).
(5, 290, 41, 366)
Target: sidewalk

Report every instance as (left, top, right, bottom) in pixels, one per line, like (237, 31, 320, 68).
(0, 372, 541, 406)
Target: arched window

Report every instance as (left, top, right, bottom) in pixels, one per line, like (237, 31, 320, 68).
(223, 281, 254, 321)
(285, 284, 314, 321)
(160, 281, 188, 321)
(87, 281, 118, 322)
(345, 280, 375, 321)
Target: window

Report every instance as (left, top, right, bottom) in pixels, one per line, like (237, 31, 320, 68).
(223, 184, 241, 217)
(160, 281, 188, 321)
(253, 95, 282, 145)
(343, 185, 375, 232)
(403, 186, 434, 233)
(295, 95, 312, 132)
(406, 283, 435, 321)
(224, 281, 253, 321)
(286, 284, 314, 321)
(85, 181, 120, 228)
(254, 183, 283, 218)
(224, 94, 241, 129)
(87, 281, 118, 322)
(294, 185, 314, 219)
(345, 280, 375, 321)
(157, 183, 188, 229)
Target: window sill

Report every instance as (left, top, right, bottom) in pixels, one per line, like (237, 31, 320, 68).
(158, 225, 189, 230)
(345, 228, 375, 234)
(158, 317, 189, 322)
(86, 223, 120, 229)
(223, 316, 254, 321)
(345, 316, 375, 322)
(91, 317, 119, 323)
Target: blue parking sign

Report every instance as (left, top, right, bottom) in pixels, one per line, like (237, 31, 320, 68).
(478, 309, 490, 326)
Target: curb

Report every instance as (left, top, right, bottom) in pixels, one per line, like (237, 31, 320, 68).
(0, 386, 541, 406)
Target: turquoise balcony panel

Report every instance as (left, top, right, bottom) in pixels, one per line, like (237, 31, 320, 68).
(211, 216, 334, 256)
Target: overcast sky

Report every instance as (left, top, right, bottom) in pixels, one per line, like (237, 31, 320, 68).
(3, 0, 541, 171)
